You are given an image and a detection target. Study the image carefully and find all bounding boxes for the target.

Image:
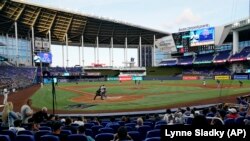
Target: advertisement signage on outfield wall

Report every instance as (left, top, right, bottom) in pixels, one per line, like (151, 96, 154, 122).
(107, 77, 119, 81)
(119, 76, 132, 81)
(132, 76, 143, 81)
(214, 75, 231, 80)
(183, 76, 199, 80)
(234, 75, 248, 80)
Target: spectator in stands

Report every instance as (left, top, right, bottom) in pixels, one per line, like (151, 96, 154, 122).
(73, 116, 85, 126)
(135, 117, 144, 129)
(184, 107, 192, 117)
(1, 102, 20, 127)
(32, 107, 49, 123)
(9, 119, 25, 133)
(78, 125, 95, 141)
(113, 126, 132, 141)
(226, 108, 239, 119)
(2, 85, 10, 105)
(52, 121, 68, 141)
(20, 99, 34, 123)
(63, 117, 77, 134)
(163, 109, 173, 123)
(105, 116, 119, 128)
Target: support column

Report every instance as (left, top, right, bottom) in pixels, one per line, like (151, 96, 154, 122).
(79, 46, 81, 66)
(48, 30, 51, 52)
(109, 44, 111, 66)
(62, 45, 64, 67)
(15, 22, 18, 66)
(94, 46, 96, 64)
(111, 37, 114, 66)
(125, 37, 128, 67)
(81, 35, 84, 66)
(144, 46, 146, 67)
(139, 36, 142, 67)
(66, 34, 69, 67)
(31, 27, 35, 66)
(96, 36, 99, 64)
(233, 30, 239, 55)
(153, 35, 156, 67)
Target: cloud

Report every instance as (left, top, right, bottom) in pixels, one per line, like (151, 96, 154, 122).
(162, 8, 202, 32)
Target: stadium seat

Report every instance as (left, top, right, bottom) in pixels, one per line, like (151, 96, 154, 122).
(41, 135, 60, 141)
(235, 117, 245, 125)
(70, 123, 79, 127)
(83, 123, 94, 129)
(109, 124, 120, 132)
(224, 118, 235, 125)
(17, 130, 34, 135)
(124, 126, 133, 132)
(85, 129, 93, 138)
(128, 131, 141, 141)
(0, 130, 16, 141)
(101, 122, 108, 127)
(144, 137, 161, 141)
(125, 123, 136, 128)
(146, 129, 161, 138)
(67, 134, 87, 141)
(91, 125, 103, 136)
(60, 130, 72, 135)
(0, 135, 11, 141)
(16, 135, 35, 141)
(118, 121, 125, 126)
(39, 126, 51, 131)
(95, 133, 114, 141)
(138, 125, 152, 140)
(34, 130, 52, 141)
(99, 127, 114, 133)
(154, 124, 165, 129)
(143, 121, 154, 129)
(155, 120, 167, 125)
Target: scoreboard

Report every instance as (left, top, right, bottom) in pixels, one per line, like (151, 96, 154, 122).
(172, 27, 215, 53)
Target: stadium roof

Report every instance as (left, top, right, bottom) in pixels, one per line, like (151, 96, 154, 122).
(0, 0, 169, 47)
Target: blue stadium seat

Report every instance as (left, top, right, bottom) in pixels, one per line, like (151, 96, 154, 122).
(39, 126, 51, 131)
(124, 126, 133, 132)
(235, 117, 245, 125)
(70, 124, 80, 127)
(224, 118, 235, 125)
(154, 124, 166, 129)
(67, 134, 87, 141)
(34, 130, 52, 141)
(128, 131, 141, 141)
(17, 130, 34, 135)
(41, 135, 60, 141)
(0, 135, 11, 141)
(144, 137, 161, 141)
(16, 135, 35, 141)
(60, 130, 72, 135)
(95, 133, 114, 141)
(146, 129, 161, 138)
(91, 125, 103, 136)
(0, 130, 16, 141)
(84, 123, 95, 129)
(143, 121, 154, 129)
(109, 124, 120, 132)
(99, 127, 114, 133)
(101, 122, 108, 127)
(155, 120, 167, 125)
(85, 129, 93, 138)
(138, 125, 152, 140)
(125, 123, 136, 128)
(118, 121, 125, 126)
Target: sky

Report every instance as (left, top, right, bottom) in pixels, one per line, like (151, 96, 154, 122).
(25, 0, 249, 67)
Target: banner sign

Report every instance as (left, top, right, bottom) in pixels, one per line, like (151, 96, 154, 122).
(119, 76, 132, 81)
(107, 77, 119, 81)
(183, 76, 199, 80)
(132, 76, 143, 81)
(215, 75, 231, 80)
(233, 75, 248, 80)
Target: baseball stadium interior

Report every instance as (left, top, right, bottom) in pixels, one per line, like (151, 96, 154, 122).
(0, 0, 250, 141)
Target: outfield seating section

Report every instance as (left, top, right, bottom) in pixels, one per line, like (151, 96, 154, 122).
(37, 67, 82, 76)
(213, 50, 231, 62)
(194, 53, 214, 63)
(0, 66, 36, 88)
(178, 56, 193, 65)
(159, 60, 177, 66)
(229, 46, 250, 61)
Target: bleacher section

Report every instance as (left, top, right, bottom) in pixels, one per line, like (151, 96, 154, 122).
(178, 56, 193, 65)
(213, 50, 231, 63)
(0, 66, 36, 88)
(159, 60, 177, 66)
(37, 67, 83, 76)
(229, 46, 250, 62)
(194, 53, 214, 64)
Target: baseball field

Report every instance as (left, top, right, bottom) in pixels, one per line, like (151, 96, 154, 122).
(28, 80, 250, 114)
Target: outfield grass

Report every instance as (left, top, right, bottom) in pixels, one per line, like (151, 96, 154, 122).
(31, 80, 250, 112)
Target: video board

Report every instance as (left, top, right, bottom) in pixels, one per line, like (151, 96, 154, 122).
(172, 27, 215, 53)
(34, 52, 52, 64)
